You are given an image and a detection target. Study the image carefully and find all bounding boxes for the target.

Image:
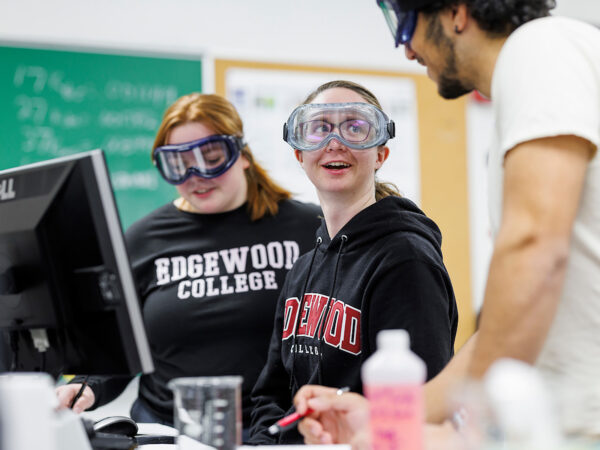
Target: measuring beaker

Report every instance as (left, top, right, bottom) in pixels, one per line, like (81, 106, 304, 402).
(168, 376, 242, 450)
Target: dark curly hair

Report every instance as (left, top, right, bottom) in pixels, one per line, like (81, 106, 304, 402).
(420, 0, 556, 35)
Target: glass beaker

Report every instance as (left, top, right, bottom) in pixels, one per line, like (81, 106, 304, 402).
(168, 376, 242, 450)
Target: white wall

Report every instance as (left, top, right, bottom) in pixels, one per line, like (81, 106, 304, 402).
(554, 0, 600, 24)
(0, 0, 423, 81)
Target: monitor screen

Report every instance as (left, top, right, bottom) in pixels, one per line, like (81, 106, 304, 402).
(0, 150, 153, 378)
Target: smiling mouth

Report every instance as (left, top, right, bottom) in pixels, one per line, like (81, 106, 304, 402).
(194, 187, 214, 195)
(323, 162, 351, 170)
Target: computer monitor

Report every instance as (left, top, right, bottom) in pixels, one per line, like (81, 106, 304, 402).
(0, 150, 153, 379)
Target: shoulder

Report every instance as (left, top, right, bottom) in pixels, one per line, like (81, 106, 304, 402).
(124, 202, 179, 241)
(497, 17, 600, 75)
(504, 17, 596, 47)
(493, 17, 600, 152)
(383, 231, 443, 263)
(357, 235, 451, 295)
(277, 199, 322, 219)
(270, 199, 322, 230)
(352, 215, 445, 274)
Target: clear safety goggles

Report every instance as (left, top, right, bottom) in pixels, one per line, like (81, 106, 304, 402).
(376, 0, 418, 47)
(283, 102, 395, 151)
(153, 134, 244, 184)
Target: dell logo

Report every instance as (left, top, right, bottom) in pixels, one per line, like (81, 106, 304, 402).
(0, 178, 16, 201)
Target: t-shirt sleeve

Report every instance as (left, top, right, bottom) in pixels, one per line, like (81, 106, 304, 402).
(492, 22, 600, 157)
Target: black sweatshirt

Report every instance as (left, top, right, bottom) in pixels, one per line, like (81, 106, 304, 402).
(249, 196, 458, 444)
(74, 199, 321, 428)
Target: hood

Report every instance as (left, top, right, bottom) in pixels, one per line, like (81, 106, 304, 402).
(316, 196, 443, 257)
(287, 195, 444, 390)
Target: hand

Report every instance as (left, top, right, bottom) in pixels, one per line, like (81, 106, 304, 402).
(350, 430, 371, 450)
(55, 383, 95, 413)
(425, 421, 464, 450)
(294, 385, 369, 445)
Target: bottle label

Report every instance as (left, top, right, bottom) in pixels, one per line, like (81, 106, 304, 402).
(364, 383, 423, 450)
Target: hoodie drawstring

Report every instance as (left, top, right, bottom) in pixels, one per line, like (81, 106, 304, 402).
(288, 236, 322, 392)
(317, 234, 347, 385)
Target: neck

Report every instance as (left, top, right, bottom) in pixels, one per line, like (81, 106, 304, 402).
(174, 197, 195, 212)
(472, 35, 508, 98)
(318, 188, 376, 238)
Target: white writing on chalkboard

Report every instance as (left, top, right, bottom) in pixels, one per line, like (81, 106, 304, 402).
(14, 95, 48, 123)
(104, 136, 156, 155)
(15, 95, 91, 128)
(111, 171, 159, 190)
(14, 65, 90, 102)
(12, 65, 176, 160)
(99, 110, 159, 130)
(105, 81, 179, 107)
(13, 65, 47, 92)
(20, 126, 93, 156)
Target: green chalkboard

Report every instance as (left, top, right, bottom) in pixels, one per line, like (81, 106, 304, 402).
(0, 45, 202, 229)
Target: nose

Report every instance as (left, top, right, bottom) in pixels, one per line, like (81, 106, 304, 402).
(185, 173, 212, 186)
(404, 44, 417, 60)
(325, 136, 346, 152)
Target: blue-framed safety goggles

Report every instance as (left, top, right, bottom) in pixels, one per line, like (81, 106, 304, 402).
(283, 102, 395, 152)
(152, 134, 244, 184)
(376, 0, 418, 47)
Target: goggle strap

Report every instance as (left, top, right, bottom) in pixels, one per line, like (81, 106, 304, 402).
(235, 136, 246, 149)
(387, 120, 396, 139)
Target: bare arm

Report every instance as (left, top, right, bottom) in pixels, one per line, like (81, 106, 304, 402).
(424, 331, 478, 423)
(469, 135, 594, 377)
(293, 332, 480, 442)
(293, 135, 593, 435)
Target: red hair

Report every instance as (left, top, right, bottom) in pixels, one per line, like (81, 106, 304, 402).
(153, 93, 291, 220)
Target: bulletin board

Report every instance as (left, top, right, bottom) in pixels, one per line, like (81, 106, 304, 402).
(215, 59, 475, 348)
(0, 44, 203, 228)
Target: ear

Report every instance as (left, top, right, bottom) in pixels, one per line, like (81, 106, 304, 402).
(241, 154, 250, 170)
(452, 3, 469, 33)
(294, 149, 304, 164)
(439, 2, 468, 34)
(375, 146, 390, 169)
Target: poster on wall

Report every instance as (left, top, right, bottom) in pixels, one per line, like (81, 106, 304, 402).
(225, 69, 420, 205)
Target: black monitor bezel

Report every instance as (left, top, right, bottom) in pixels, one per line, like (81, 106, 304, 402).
(0, 150, 153, 377)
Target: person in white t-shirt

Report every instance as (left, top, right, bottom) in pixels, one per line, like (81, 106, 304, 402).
(294, 0, 600, 446)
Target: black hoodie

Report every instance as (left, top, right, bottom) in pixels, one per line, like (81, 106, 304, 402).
(249, 196, 458, 444)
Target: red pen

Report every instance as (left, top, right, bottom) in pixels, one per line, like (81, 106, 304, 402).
(268, 408, 314, 435)
(267, 386, 350, 435)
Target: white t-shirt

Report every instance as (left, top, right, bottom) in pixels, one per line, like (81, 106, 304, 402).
(489, 16, 600, 436)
